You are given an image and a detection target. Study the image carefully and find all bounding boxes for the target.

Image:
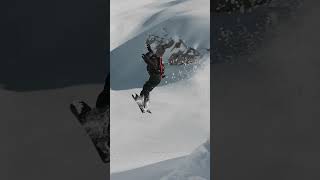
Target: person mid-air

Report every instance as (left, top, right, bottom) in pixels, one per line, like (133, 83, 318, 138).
(132, 40, 173, 113)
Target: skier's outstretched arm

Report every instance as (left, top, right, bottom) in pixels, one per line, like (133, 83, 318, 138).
(142, 54, 152, 64)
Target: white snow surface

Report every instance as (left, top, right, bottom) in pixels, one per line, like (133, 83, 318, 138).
(111, 61, 210, 173)
(111, 140, 210, 180)
(110, 0, 210, 51)
(110, 0, 210, 175)
(160, 139, 210, 180)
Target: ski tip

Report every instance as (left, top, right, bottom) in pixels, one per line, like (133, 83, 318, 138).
(140, 107, 145, 113)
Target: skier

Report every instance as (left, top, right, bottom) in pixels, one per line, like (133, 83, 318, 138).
(71, 74, 110, 163)
(79, 74, 109, 117)
(138, 40, 174, 109)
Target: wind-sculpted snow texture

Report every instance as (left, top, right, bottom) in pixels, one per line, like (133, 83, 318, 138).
(110, 0, 210, 178)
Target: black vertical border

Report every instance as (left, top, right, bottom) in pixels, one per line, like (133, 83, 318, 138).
(105, 0, 110, 177)
(210, 0, 214, 179)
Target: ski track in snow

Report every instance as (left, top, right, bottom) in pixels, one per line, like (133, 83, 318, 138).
(110, 0, 210, 175)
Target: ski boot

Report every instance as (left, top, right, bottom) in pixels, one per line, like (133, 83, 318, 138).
(142, 94, 150, 109)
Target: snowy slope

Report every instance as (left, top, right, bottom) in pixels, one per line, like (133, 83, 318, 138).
(160, 139, 210, 180)
(111, 157, 187, 180)
(110, 0, 209, 51)
(111, 61, 210, 173)
(110, 0, 210, 174)
(111, 140, 210, 180)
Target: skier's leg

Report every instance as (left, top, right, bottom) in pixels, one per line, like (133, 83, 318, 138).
(96, 74, 110, 111)
(140, 75, 154, 97)
(140, 74, 161, 105)
(140, 77, 152, 99)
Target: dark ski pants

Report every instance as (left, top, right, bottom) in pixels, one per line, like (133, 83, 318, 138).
(140, 73, 161, 100)
(96, 74, 110, 110)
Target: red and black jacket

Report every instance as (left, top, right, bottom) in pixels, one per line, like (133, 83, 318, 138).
(142, 47, 165, 78)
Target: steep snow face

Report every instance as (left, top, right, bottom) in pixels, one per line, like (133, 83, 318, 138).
(110, 0, 210, 174)
(111, 0, 210, 51)
(110, 0, 210, 90)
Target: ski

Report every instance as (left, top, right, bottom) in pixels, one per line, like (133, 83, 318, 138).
(70, 102, 109, 163)
(132, 94, 152, 114)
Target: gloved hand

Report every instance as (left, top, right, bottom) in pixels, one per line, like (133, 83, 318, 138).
(79, 101, 92, 118)
(142, 54, 148, 61)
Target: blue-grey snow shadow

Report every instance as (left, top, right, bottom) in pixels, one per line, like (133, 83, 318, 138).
(110, 34, 148, 90)
(142, 10, 166, 27)
(158, 0, 190, 8)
